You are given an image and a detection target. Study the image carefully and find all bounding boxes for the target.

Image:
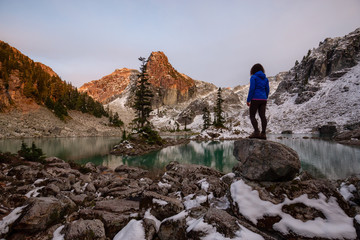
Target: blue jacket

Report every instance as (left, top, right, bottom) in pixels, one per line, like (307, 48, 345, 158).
(246, 71, 270, 102)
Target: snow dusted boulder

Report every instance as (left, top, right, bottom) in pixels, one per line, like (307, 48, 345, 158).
(230, 178, 358, 239)
(14, 197, 75, 232)
(141, 191, 184, 221)
(233, 139, 300, 182)
(158, 211, 188, 240)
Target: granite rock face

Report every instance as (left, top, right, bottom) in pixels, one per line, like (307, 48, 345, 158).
(79, 68, 139, 104)
(146, 51, 197, 106)
(272, 28, 360, 105)
(233, 139, 301, 181)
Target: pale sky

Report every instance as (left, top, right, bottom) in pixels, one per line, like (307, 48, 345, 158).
(1, 0, 359, 88)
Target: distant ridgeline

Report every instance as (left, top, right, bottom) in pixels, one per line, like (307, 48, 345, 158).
(0, 41, 107, 120)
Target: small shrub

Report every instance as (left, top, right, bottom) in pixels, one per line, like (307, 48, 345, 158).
(18, 142, 46, 163)
(139, 125, 164, 145)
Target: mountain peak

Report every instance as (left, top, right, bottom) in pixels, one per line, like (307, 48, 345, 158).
(79, 67, 139, 104)
(145, 51, 196, 105)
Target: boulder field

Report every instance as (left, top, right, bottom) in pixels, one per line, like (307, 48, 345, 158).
(0, 140, 359, 239)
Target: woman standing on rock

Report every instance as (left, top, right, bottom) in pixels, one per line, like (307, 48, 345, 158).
(246, 63, 269, 140)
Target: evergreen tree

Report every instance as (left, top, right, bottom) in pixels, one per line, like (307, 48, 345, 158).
(110, 112, 124, 127)
(132, 57, 154, 130)
(131, 57, 163, 145)
(18, 142, 45, 163)
(202, 106, 211, 130)
(213, 87, 225, 128)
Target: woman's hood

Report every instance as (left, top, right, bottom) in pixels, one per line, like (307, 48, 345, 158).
(254, 71, 266, 80)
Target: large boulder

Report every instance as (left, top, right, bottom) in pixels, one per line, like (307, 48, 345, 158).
(62, 219, 106, 240)
(233, 139, 300, 181)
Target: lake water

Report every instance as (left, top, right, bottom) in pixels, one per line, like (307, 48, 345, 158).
(0, 135, 359, 179)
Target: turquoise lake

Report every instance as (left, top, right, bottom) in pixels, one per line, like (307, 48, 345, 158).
(0, 135, 359, 180)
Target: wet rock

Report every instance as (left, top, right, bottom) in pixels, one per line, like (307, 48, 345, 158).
(319, 124, 337, 137)
(7, 165, 41, 183)
(78, 199, 140, 238)
(143, 218, 157, 240)
(158, 212, 187, 240)
(84, 162, 99, 173)
(42, 183, 61, 196)
(334, 126, 360, 146)
(69, 193, 88, 205)
(45, 157, 65, 164)
(204, 208, 240, 238)
(233, 139, 300, 181)
(141, 191, 184, 221)
(62, 219, 106, 240)
(78, 209, 132, 239)
(94, 199, 140, 213)
(86, 182, 96, 193)
(15, 197, 75, 232)
(114, 165, 148, 179)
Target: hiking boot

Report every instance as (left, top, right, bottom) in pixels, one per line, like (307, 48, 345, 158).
(259, 132, 267, 140)
(248, 131, 260, 139)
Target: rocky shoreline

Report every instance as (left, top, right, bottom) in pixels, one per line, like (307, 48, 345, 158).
(0, 107, 124, 139)
(0, 139, 359, 239)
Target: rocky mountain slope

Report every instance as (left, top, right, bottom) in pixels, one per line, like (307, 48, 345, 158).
(267, 28, 360, 133)
(0, 41, 121, 138)
(146, 51, 197, 106)
(149, 28, 360, 135)
(79, 68, 139, 104)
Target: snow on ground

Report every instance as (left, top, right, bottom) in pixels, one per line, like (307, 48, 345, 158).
(153, 198, 168, 206)
(356, 215, 360, 224)
(150, 62, 360, 135)
(186, 216, 264, 240)
(183, 194, 208, 210)
(230, 179, 357, 239)
(158, 181, 172, 189)
(267, 62, 360, 133)
(141, 203, 263, 240)
(113, 219, 146, 240)
(144, 209, 161, 231)
(0, 205, 27, 235)
(339, 182, 357, 202)
(25, 186, 44, 198)
(198, 178, 210, 192)
(52, 225, 65, 240)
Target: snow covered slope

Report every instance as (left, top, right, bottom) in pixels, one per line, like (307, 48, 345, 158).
(267, 62, 360, 133)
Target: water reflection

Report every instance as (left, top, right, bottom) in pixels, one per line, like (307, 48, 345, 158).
(123, 141, 238, 173)
(0, 137, 121, 162)
(0, 136, 359, 179)
(269, 135, 360, 179)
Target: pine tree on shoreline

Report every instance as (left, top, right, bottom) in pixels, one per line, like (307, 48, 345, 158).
(132, 57, 154, 130)
(213, 87, 225, 128)
(202, 106, 211, 130)
(131, 57, 162, 145)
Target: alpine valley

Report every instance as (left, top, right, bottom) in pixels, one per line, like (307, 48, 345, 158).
(80, 28, 360, 141)
(1, 28, 360, 141)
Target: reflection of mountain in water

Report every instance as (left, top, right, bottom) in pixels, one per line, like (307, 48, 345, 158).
(1, 136, 359, 179)
(124, 141, 238, 173)
(270, 135, 360, 179)
(0, 137, 121, 161)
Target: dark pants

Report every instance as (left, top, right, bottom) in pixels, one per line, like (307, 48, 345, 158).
(249, 100, 267, 133)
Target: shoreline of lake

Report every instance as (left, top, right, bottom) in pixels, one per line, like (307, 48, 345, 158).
(0, 135, 359, 180)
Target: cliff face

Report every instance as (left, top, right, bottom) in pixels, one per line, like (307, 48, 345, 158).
(272, 28, 360, 105)
(79, 68, 139, 104)
(146, 51, 197, 106)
